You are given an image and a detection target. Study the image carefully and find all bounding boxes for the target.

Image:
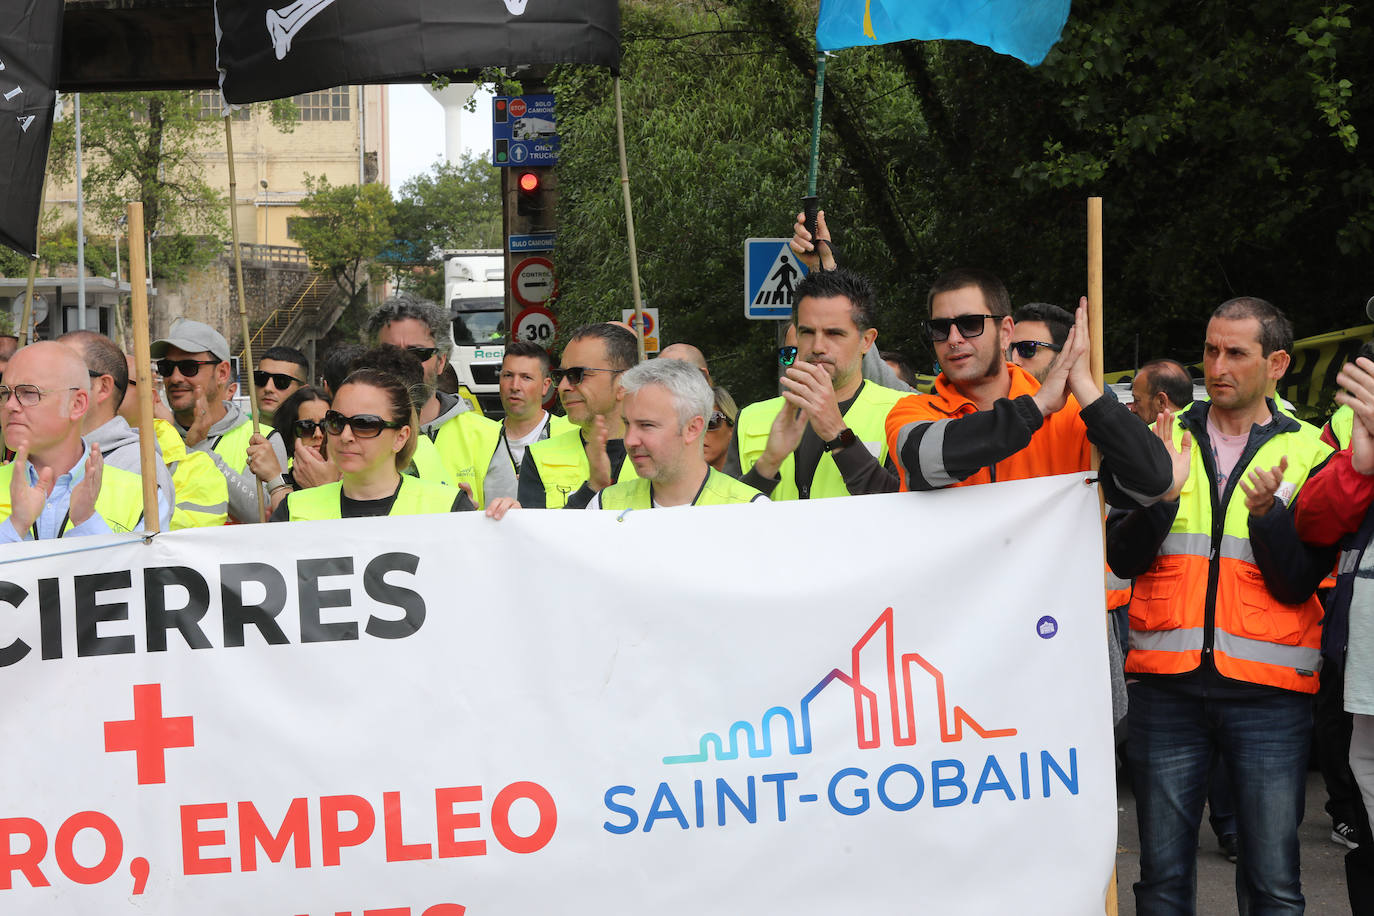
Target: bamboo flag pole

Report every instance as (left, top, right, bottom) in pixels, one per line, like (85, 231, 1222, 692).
(224, 115, 267, 523)
(125, 202, 160, 533)
(1087, 197, 1119, 916)
(612, 77, 647, 363)
(20, 184, 47, 346)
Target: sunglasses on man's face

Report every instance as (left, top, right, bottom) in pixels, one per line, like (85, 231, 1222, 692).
(926, 314, 996, 342)
(549, 366, 620, 386)
(156, 358, 220, 378)
(777, 346, 798, 367)
(322, 410, 404, 438)
(254, 370, 304, 390)
(404, 346, 439, 362)
(707, 411, 734, 431)
(293, 418, 324, 438)
(1008, 340, 1062, 360)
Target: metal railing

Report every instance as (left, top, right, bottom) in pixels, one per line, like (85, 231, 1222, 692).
(232, 243, 310, 267)
(239, 273, 324, 364)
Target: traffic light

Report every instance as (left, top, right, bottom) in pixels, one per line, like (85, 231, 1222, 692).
(510, 166, 556, 233)
(515, 169, 546, 217)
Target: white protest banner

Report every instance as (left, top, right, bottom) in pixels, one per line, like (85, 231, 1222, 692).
(0, 473, 1115, 915)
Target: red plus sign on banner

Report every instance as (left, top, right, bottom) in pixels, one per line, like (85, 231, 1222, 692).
(104, 684, 196, 785)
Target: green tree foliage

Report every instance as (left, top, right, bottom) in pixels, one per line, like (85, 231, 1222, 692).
(549, 0, 1373, 404)
(47, 92, 297, 283)
(293, 175, 396, 301)
(388, 154, 503, 302)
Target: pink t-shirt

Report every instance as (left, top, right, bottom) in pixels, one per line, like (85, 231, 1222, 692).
(1206, 413, 1256, 496)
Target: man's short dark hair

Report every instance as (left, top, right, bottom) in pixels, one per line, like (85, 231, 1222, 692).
(566, 323, 639, 372)
(320, 343, 365, 395)
(1212, 297, 1292, 357)
(1012, 303, 1073, 348)
(1138, 359, 1194, 410)
(793, 268, 877, 332)
(260, 345, 309, 376)
(350, 344, 428, 411)
(880, 350, 917, 388)
(59, 330, 128, 403)
(503, 339, 551, 376)
(367, 292, 453, 356)
(927, 268, 1012, 318)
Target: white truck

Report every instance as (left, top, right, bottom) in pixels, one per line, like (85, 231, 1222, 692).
(443, 249, 507, 416)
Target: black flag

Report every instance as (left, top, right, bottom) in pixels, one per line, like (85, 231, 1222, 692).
(215, 0, 620, 105)
(0, 0, 62, 259)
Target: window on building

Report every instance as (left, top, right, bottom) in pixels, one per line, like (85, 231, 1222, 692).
(292, 89, 351, 122)
(195, 90, 249, 120)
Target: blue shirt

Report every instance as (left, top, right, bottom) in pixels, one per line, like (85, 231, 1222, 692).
(0, 442, 118, 542)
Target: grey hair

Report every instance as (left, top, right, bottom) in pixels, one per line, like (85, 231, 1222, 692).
(366, 291, 454, 358)
(619, 358, 714, 428)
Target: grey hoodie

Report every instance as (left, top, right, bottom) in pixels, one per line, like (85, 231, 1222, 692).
(86, 416, 175, 529)
(420, 392, 517, 503)
(179, 401, 288, 523)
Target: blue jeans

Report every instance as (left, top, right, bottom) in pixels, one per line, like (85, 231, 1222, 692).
(1128, 681, 1312, 915)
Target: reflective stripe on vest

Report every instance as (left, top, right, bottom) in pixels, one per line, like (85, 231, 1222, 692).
(209, 419, 267, 475)
(428, 412, 502, 508)
(598, 468, 765, 510)
(0, 462, 146, 535)
(735, 381, 906, 500)
(286, 477, 460, 521)
(1126, 411, 1331, 692)
(527, 427, 635, 509)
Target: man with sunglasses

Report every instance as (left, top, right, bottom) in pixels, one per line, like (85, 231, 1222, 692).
(731, 268, 907, 500)
(152, 318, 288, 523)
(518, 323, 640, 509)
(255, 346, 309, 423)
(1007, 302, 1072, 383)
(57, 331, 175, 530)
(0, 342, 148, 540)
(884, 268, 1170, 502)
(368, 294, 514, 508)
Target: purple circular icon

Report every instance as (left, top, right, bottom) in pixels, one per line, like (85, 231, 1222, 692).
(1036, 615, 1059, 639)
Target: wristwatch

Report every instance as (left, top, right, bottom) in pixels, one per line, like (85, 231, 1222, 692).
(822, 428, 857, 452)
(265, 474, 287, 492)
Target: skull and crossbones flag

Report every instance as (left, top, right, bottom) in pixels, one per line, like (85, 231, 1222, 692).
(215, 0, 620, 105)
(0, 0, 63, 259)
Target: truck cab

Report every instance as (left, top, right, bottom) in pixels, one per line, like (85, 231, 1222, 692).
(443, 249, 506, 417)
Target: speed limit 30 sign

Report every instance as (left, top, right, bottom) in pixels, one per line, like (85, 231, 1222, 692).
(513, 305, 557, 351)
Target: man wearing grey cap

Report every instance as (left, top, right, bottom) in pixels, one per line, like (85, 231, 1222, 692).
(151, 318, 287, 523)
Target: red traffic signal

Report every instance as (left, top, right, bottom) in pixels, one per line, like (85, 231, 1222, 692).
(518, 171, 542, 194)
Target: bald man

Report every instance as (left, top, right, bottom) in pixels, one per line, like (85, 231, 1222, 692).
(0, 342, 148, 540)
(658, 343, 712, 385)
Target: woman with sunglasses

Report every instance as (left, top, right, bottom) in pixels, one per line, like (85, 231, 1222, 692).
(703, 385, 738, 472)
(270, 369, 474, 521)
(247, 386, 336, 512)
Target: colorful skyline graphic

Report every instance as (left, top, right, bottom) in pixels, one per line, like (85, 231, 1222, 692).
(663, 607, 1017, 765)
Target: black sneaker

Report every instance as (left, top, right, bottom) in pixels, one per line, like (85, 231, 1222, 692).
(1332, 822, 1363, 850)
(1219, 833, 1239, 863)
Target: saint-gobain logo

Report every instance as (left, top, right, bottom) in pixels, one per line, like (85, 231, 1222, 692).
(1036, 616, 1058, 639)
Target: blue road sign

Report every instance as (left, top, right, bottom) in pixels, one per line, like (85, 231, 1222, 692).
(492, 95, 559, 167)
(509, 233, 557, 253)
(745, 238, 809, 320)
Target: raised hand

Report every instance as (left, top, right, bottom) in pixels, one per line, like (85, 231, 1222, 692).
(1239, 456, 1289, 517)
(1154, 409, 1193, 502)
(8, 447, 54, 537)
(789, 209, 836, 272)
(585, 414, 613, 492)
(69, 443, 104, 527)
(184, 384, 214, 446)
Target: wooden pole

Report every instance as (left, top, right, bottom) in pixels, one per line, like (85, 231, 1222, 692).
(20, 184, 47, 346)
(125, 202, 160, 534)
(1087, 196, 1119, 916)
(612, 78, 647, 363)
(224, 115, 267, 523)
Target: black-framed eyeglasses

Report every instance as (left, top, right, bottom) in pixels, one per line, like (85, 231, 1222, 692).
(293, 418, 325, 437)
(0, 384, 80, 408)
(926, 315, 996, 342)
(156, 358, 220, 378)
(322, 410, 405, 438)
(404, 346, 439, 362)
(778, 346, 798, 367)
(550, 366, 621, 386)
(254, 370, 304, 390)
(707, 411, 734, 431)
(1008, 340, 1062, 360)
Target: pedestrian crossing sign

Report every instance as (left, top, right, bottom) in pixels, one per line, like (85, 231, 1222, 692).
(744, 238, 810, 320)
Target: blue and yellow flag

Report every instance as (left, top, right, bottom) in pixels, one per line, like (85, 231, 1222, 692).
(816, 0, 1071, 66)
